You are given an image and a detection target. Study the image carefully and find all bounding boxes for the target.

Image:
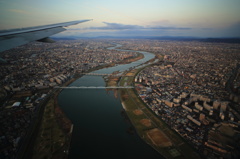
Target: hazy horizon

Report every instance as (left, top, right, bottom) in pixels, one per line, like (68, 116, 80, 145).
(1, 0, 240, 38)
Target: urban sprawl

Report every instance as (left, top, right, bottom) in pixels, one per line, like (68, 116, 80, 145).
(0, 39, 240, 159)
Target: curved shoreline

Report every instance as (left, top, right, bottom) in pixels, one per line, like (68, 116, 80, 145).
(64, 43, 201, 158)
(31, 44, 145, 159)
(117, 61, 202, 159)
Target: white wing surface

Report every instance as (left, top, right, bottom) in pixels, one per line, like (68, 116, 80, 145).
(0, 19, 92, 52)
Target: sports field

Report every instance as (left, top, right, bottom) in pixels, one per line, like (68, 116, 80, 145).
(147, 128, 172, 147)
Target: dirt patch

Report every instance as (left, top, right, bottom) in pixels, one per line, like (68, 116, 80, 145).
(140, 119, 151, 127)
(133, 109, 143, 115)
(147, 128, 172, 147)
(126, 72, 134, 76)
(106, 77, 119, 87)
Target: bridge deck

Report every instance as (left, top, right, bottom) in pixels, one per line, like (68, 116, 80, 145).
(54, 86, 134, 89)
(81, 73, 133, 77)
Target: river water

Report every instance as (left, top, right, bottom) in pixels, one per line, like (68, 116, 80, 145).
(58, 44, 163, 159)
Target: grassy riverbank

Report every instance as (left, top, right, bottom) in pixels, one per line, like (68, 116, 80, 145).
(31, 50, 144, 159)
(31, 89, 72, 159)
(118, 65, 202, 159)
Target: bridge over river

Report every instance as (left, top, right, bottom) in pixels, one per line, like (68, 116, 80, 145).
(54, 86, 134, 89)
(81, 73, 133, 77)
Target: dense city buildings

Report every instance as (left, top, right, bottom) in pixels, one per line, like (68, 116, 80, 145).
(0, 39, 240, 159)
(126, 40, 240, 158)
(0, 39, 139, 159)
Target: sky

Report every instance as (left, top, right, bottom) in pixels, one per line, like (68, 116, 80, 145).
(0, 0, 240, 38)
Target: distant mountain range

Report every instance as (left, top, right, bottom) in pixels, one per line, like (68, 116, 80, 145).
(51, 37, 77, 41)
(51, 36, 240, 43)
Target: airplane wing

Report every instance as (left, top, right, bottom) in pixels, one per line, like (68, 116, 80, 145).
(0, 19, 92, 52)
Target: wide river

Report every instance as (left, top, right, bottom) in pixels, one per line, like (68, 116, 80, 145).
(58, 44, 163, 159)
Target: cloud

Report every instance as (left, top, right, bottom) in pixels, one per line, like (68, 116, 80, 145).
(57, 26, 176, 38)
(53, 21, 240, 38)
(58, 22, 196, 38)
(88, 22, 144, 30)
(78, 22, 192, 31)
(149, 26, 191, 30)
(71, 22, 192, 31)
